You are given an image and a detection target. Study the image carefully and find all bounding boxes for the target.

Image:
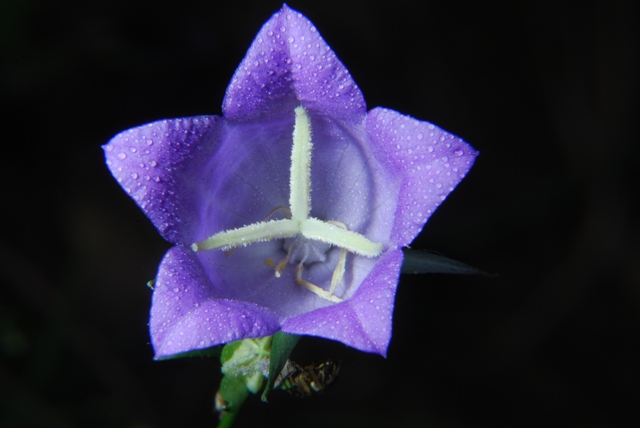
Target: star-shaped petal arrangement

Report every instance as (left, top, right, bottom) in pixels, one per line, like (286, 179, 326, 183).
(104, 5, 477, 358)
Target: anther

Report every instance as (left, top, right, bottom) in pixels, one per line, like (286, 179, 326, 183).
(296, 262, 343, 303)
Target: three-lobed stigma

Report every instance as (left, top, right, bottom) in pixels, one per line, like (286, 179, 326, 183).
(192, 106, 383, 302)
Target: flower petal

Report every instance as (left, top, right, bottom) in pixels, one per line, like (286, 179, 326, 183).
(223, 5, 366, 124)
(366, 108, 478, 247)
(104, 116, 224, 245)
(150, 246, 281, 359)
(188, 118, 293, 245)
(281, 249, 403, 356)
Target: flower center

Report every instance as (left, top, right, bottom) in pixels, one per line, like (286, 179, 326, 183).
(283, 235, 331, 264)
(192, 106, 383, 302)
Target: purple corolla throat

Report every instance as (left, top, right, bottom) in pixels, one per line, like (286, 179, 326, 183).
(192, 106, 383, 303)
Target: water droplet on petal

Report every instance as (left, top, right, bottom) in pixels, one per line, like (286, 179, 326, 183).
(117, 153, 127, 160)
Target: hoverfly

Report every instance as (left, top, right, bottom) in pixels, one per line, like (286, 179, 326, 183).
(274, 359, 340, 398)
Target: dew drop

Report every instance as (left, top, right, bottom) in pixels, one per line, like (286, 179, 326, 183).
(117, 152, 127, 160)
(454, 149, 464, 157)
(130, 172, 138, 180)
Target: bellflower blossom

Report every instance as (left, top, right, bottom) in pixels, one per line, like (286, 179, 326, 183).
(104, 5, 477, 358)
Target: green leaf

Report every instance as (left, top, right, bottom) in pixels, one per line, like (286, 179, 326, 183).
(154, 344, 222, 361)
(401, 249, 492, 276)
(261, 332, 300, 402)
(218, 375, 249, 428)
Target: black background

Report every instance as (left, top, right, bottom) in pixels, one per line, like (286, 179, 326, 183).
(1, 0, 639, 427)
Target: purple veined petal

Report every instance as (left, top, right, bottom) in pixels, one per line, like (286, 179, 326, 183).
(150, 246, 281, 359)
(188, 116, 294, 245)
(282, 249, 403, 356)
(223, 5, 366, 124)
(366, 108, 478, 247)
(305, 114, 399, 247)
(103, 116, 224, 245)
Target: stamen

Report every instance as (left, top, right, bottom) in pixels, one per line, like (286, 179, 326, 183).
(274, 253, 290, 278)
(296, 263, 343, 303)
(329, 248, 348, 296)
(264, 205, 292, 220)
(325, 220, 348, 297)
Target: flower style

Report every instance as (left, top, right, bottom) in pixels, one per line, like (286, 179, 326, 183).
(104, 5, 477, 358)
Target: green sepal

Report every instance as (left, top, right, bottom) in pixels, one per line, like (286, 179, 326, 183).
(261, 332, 300, 402)
(154, 344, 222, 361)
(220, 340, 243, 364)
(401, 249, 492, 276)
(217, 374, 249, 428)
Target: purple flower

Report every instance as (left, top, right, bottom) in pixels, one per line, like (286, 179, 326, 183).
(104, 5, 477, 358)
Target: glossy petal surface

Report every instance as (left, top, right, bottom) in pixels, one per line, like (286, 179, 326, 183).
(151, 246, 280, 359)
(366, 108, 478, 246)
(223, 6, 366, 124)
(105, 116, 223, 245)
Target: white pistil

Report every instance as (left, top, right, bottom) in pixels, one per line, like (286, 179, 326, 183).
(192, 106, 383, 302)
(290, 106, 312, 222)
(300, 218, 382, 257)
(191, 219, 299, 251)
